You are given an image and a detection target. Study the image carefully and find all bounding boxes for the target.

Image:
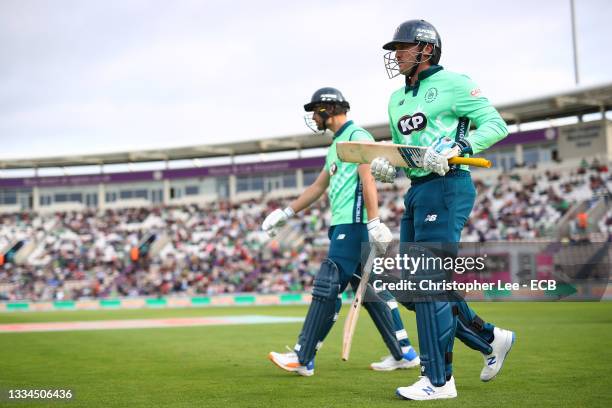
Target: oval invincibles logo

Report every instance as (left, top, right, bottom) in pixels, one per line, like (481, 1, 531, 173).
(424, 87, 438, 103)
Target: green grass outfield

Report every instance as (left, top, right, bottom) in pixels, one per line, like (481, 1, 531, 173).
(1, 302, 612, 407)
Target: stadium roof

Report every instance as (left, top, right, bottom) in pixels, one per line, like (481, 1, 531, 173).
(496, 82, 612, 124)
(0, 124, 390, 170)
(1, 83, 611, 170)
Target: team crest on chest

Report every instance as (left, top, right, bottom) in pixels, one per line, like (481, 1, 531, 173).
(329, 162, 338, 176)
(397, 113, 427, 136)
(424, 87, 438, 103)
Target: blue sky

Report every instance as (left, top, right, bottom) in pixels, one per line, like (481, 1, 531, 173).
(1, 0, 611, 160)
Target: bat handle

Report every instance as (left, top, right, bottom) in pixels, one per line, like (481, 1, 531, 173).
(449, 157, 492, 168)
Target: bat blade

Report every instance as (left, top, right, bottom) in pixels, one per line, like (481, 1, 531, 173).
(342, 249, 377, 361)
(337, 141, 491, 168)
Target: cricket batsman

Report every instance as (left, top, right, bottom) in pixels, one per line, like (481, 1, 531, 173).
(265, 87, 420, 376)
(370, 20, 516, 400)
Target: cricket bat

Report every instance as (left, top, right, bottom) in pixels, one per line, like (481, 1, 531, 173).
(342, 248, 377, 361)
(337, 141, 492, 168)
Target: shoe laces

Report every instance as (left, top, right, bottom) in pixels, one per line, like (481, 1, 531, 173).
(413, 376, 431, 387)
(282, 345, 297, 357)
(381, 355, 396, 363)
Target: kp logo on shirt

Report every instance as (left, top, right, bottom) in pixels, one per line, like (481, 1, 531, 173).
(397, 113, 427, 136)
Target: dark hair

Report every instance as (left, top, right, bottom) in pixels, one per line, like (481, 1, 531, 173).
(431, 46, 441, 64)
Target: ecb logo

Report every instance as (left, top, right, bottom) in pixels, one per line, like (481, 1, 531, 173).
(397, 113, 427, 136)
(329, 162, 338, 176)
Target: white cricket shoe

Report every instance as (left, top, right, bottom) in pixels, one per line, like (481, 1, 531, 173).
(396, 376, 457, 400)
(268, 348, 314, 377)
(370, 354, 420, 371)
(480, 327, 515, 382)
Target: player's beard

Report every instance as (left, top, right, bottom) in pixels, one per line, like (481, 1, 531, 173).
(316, 119, 326, 131)
(399, 61, 418, 76)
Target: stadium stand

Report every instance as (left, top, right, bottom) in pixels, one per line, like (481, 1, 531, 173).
(1, 84, 611, 301)
(0, 161, 609, 301)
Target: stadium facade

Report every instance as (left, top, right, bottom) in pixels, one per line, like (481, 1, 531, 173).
(1, 84, 611, 213)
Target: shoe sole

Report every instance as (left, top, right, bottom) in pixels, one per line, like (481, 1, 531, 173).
(482, 331, 515, 382)
(370, 360, 421, 371)
(395, 389, 457, 400)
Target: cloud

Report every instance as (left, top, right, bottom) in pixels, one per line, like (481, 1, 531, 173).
(0, 0, 610, 159)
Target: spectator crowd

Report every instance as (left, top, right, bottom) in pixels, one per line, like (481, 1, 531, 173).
(1, 163, 610, 301)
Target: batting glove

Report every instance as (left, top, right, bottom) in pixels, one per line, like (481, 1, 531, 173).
(423, 136, 472, 176)
(370, 157, 397, 183)
(262, 207, 294, 238)
(367, 217, 393, 254)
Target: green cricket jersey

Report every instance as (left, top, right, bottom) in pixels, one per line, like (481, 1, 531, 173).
(324, 120, 372, 226)
(388, 65, 508, 178)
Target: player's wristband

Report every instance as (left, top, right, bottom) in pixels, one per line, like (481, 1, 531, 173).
(282, 207, 295, 218)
